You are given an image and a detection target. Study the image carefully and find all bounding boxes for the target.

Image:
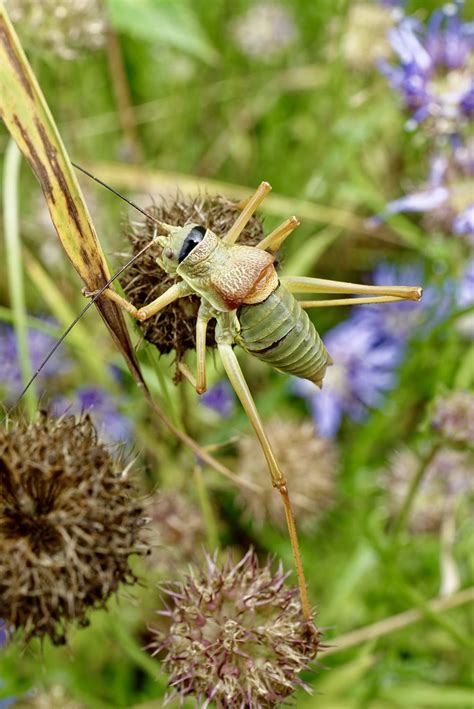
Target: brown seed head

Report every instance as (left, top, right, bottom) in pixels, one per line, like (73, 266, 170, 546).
(4, 0, 107, 60)
(120, 193, 266, 368)
(237, 418, 338, 531)
(151, 549, 320, 708)
(431, 390, 474, 445)
(147, 490, 206, 576)
(0, 412, 147, 644)
(384, 446, 473, 533)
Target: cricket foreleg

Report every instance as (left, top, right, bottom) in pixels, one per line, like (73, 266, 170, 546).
(86, 281, 192, 321)
(257, 216, 300, 252)
(177, 306, 211, 394)
(281, 275, 423, 302)
(217, 342, 313, 625)
(223, 181, 272, 245)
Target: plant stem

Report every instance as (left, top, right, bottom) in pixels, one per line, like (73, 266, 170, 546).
(193, 464, 219, 551)
(392, 443, 441, 544)
(3, 139, 36, 417)
(322, 586, 474, 656)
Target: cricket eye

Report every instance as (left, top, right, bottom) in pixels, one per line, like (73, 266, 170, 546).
(178, 225, 206, 263)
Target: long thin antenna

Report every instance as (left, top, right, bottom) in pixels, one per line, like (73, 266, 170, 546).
(3, 237, 158, 419)
(71, 162, 173, 232)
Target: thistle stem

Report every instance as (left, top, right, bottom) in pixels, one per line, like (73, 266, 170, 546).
(322, 586, 474, 656)
(392, 443, 441, 544)
(193, 464, 219, 552)
(3, 139, 36, 417)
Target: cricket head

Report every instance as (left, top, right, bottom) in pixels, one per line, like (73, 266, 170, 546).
(158, 224, 221, 276)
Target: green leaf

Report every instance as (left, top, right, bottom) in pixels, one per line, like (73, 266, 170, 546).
(106, 0, 218, 64)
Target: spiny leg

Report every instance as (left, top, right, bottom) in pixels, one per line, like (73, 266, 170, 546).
(257, 216, 300, 252)
(300, 295, 407, 308)
(177, 306, 211, 394)
(282, 275, 423, 302)
(223, 181, 272, 245)
(217, 342, 313, 625)
(92, 281, 192, 321)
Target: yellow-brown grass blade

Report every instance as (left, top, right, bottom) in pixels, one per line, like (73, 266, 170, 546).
(0, 6, 144, 385)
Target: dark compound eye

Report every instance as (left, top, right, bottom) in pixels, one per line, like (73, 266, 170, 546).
(178, 225, 206, 263)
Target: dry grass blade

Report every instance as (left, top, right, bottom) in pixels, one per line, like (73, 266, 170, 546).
(0, 6, 143, 383)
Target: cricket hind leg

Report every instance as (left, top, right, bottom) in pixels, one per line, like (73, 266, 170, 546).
(217, 340, 314, 626)
(223, 181, 272, 245)
(281, 275, 423, 303)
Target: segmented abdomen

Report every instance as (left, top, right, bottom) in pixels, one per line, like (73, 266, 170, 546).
(236, 284, 332, 387)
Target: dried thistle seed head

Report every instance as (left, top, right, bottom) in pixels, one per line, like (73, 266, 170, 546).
(147, 490, 206, 576)
(431, 391, 474, 445)
(151, 550, 319, 708)
(384, 446, 473, 533)
(4, 0, 107, 60)
(120, 193, 266, 366)
(0, 412, 147, 644)
(236, 418, 338, 531)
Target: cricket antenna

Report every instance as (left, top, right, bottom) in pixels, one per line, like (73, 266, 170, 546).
(71, 162, 174, 233)
(2, 237, 159, 421)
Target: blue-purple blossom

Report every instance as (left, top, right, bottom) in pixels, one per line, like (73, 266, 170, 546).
(375, 141, 474, 240)
(379, 2, 474, 132)
(456, 259, 474, 338)
(0, 323, 70, 404)
(200, 380, 236, 418)
(53, 388, 133, 445)
(293, 317, 402, 437)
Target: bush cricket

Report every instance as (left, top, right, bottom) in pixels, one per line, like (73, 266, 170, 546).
(12, 166, 423, 627)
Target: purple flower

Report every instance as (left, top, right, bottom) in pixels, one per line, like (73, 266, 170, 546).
(293, 317, 402, 437)
(456, 259, 474, 338)
(379, 2, 474, 132)
(200, 380, 235, 418)
(53, 388, 133, 445)
(375, 141, 474, 240)
(0, 323, 71, 404)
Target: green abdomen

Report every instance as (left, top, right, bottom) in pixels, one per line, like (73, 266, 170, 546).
(236, 284, 332, 387)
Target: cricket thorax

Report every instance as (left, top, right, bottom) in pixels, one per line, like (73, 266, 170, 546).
(171, 226, 279, 311)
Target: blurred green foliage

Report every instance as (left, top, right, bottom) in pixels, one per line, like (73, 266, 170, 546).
(0, 0, 472, 707)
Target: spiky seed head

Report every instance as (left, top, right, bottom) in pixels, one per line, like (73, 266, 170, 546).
(151, 549, 320, 708)
(237, 418, 338, 531)
(147, 490, 206, 575)
(384, 446, 473, 533)
(0, 412, 147, 644)
(431, 391, 474, 445)
(120, 193, 266, 368)
(4, 0, 107, 60)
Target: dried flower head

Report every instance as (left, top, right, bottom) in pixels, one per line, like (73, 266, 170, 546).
(385, 445, 473, 533)
(231, 2, 298, 61)
(5, 0, 107, 60)
(0, 412, 146, 644)
(342, 3, 396, 70)
(432, 390, 474, 444)
(151, 550, 319, 708)
(120, 193, 265, 368)
(147, 490, 206, 576)
(237, 418, 337, 531)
